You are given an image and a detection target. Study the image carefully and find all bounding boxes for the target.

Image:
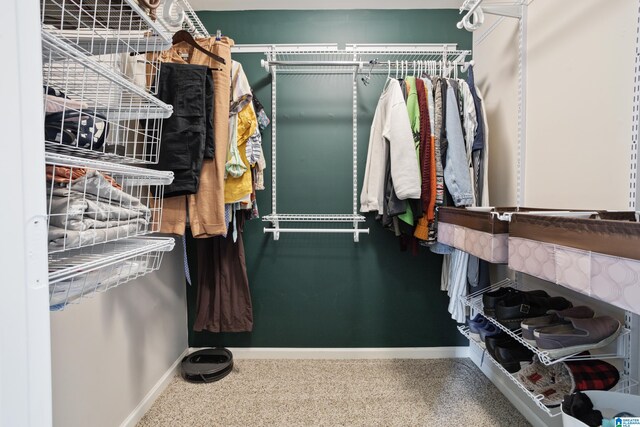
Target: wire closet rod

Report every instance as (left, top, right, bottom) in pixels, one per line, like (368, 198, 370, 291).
(263, 60, 472, 67)
(263, 228, 370, 234)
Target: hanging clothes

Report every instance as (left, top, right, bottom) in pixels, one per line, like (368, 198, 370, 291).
(413, 78, 432, 241)
(193, 211, 253, 332)
(360, 78, 421, 214)
(444, 83, 474, 207)
(150, 63, 213, 197)
(158, 37, 233, 238)
(225, 61, 257, 205)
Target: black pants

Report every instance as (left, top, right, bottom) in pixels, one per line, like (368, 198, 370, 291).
(151, 63, 214, 197)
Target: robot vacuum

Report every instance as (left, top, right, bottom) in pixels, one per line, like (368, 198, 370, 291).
(180, 348, 234, 383)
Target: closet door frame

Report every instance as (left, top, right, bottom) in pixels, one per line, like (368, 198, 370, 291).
(0, 0, 53, 426)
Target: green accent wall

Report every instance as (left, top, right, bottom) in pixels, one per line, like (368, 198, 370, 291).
(187, 10, 471, 348)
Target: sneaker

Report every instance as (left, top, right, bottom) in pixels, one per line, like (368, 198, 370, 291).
(468, 314, 489, 341)
(534, 316, 622, 359)
(521, 306, 595, 344)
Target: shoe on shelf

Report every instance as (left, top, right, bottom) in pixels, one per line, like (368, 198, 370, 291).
(478, 322, 503, 343)
(482, 287, 549, 317)
(485, 332, 515, 359)
(521, 306, 596, 344)
(493, 343, 535, 373)
(468, 313, 489, 341)
(534, 316, 622, 359)
(517, 357, 574, 407)
(495, 293, 573, 331)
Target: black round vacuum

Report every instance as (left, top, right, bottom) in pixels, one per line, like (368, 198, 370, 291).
(180, 348, 234, 383)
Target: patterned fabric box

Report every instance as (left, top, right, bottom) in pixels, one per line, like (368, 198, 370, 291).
(508, 212, 640, 315)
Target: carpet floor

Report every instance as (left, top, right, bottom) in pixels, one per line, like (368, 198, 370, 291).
(138, 358, 531, 427)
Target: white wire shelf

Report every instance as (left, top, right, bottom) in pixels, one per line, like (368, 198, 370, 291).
(41, 0, 173, 89)
(262, 44, 472, 75)
(48, 236, 174, 311)
(460, 325, 639, 417)
(42, 30, 172, 118)
(42, 30, 172, 163)
(262, 214, 369, 241)
(263, 214, 366, 223)
(464, 279, 632, 366)
(41, 0, 171, 50)
(45, 153, 173, 254)
(459, 325, 562, 417)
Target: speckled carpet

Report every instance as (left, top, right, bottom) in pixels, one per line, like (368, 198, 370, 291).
(137, 358, 531, 427)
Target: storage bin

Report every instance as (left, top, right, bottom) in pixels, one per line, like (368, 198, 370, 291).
(561, 390, 640, 427)
(437, 207, 554, 263)
(509, 212, 640, 315)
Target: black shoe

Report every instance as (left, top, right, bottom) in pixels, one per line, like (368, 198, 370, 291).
(494, 344, 534, 373)
(485, 332, 517, 360)
(482, 287, 549, 317)
(495, 293, 573, 331)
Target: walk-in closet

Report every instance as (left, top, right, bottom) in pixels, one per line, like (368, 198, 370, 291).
(3, 1, 640, 426)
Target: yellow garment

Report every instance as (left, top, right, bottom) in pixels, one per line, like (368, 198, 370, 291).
(224, 103, 257, 203)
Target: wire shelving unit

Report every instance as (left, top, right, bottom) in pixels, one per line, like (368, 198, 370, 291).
(48, 237, 174, 310)
(463, 279, 633, 366)
(45, 153, 173, 255)
(259, 44, 471, 241)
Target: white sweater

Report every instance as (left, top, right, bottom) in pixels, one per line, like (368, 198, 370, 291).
(360, 79, 421, 213)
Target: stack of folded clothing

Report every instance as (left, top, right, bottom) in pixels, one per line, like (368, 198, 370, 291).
(47, 170, 151, 249)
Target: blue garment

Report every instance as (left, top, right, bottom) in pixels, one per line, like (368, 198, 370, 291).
(466, 65, 485, 152)
(444, 85, 474, 207)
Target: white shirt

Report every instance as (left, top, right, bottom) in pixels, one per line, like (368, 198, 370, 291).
(360, 78, 421, 213)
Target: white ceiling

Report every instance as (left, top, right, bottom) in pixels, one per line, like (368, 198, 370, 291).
(189, 0, 462, 11)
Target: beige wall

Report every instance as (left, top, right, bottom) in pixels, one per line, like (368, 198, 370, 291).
(473, 13, 520, 206)
(50, 245, 187, 427)
(474, 0, 636, 209)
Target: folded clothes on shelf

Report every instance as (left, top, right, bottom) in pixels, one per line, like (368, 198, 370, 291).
(49, 259, 148, 310)
(47, 170, 151, 249)
(46, 165, 121, 189)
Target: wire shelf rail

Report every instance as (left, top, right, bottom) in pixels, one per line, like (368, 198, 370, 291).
(48, 236, 174, 310)
(464, 279, 633, 366)
(42, 30, 172, 164)
(45, 153, 173, 254)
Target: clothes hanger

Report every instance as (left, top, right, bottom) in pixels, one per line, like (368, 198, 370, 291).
(172, 30, 226, 65)
(395, 60, 399, 79)
(387, 60, 391, 79)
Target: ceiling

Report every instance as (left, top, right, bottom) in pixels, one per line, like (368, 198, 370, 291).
(189, 0, 463, 11)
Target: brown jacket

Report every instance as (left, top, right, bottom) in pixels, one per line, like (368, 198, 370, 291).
(158, 37, 233, 237)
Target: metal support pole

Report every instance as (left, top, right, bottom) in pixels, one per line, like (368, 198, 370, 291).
(516, 4, 527, 207)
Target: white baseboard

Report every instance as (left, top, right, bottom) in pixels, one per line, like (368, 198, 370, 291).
(120, 348, 189, 427)
(211, 347, 469, 359)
